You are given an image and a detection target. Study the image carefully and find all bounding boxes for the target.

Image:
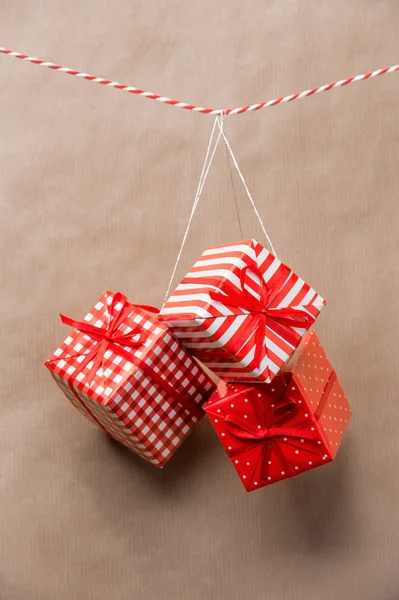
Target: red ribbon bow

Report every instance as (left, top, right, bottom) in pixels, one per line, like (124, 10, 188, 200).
(223, 371, 336, 486)
(60, 292, 154, 385)
(209, 264, 315, 377)
(224, 397, 317, 484)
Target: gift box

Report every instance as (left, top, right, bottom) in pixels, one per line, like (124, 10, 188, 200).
(45, 290, 215, 467)
(158, 239, 326, 383)
(203, 330, 351, 491)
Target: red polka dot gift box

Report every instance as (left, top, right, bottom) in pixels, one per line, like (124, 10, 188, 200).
(203, 330, 351, 491)
(158, 239, 325, 384)
(45, 291, 215, 467)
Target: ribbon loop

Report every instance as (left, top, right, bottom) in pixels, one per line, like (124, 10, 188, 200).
(224, 416, 270, 443)
(61, 296, 147, 385)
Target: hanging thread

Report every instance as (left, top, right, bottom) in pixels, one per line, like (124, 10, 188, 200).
(163, 117, 223, 302)
(163, 116, 277, 303)
(216, 118, 277, 257)
(221, 115, 244, 239)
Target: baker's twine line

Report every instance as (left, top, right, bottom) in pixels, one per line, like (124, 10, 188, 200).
(1, 47, 397, 115)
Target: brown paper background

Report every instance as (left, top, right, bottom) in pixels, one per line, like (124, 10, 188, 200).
(1, 2, 399, 599)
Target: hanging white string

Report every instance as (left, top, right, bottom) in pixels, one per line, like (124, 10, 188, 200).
(163, 115, 278, 303)
(215, 118, 277, 257)
(163, 116, 223, 303)
(221, 117, 244, 239)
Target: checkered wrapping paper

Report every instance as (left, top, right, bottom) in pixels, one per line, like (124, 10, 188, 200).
(159, 239, 326, 383)
(46, 291, 215, 467)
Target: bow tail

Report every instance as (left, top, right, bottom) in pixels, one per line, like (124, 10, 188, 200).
(230, 313, 261, 357)
(86, 338, 109, 386)
(60, 314, 109, 339)
(253, 314, 271, 380)
(271, 439, 295, 479)
(255, 439, 294, 485)
(256, 442, 273, 487)
(270, 312, 316, 330)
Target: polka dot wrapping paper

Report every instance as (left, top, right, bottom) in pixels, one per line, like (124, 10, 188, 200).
(204, 330, 351, 491)
(158, 239, 326, 383)
(45, 290, 215, 467)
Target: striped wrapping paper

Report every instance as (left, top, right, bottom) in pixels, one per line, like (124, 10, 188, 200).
(158, 240, 326, 383)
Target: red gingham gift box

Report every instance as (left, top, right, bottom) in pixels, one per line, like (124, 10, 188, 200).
(204, 330, 351, 491)
(45, 290, 215, 467)
(158, 239, 326, 383)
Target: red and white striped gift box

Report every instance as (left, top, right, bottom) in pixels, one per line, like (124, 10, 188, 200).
(45, 290, 215, 467)
(158, 239, 326, 383)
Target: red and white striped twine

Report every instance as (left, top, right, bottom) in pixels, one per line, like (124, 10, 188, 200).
(1, 47, 398, 115)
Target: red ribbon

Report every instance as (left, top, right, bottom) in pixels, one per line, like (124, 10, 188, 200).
(224, 371, 337, 485)
(208, 264, 315, 377)
(59, 292, 152, 385)
(48, 293, 204, 433)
